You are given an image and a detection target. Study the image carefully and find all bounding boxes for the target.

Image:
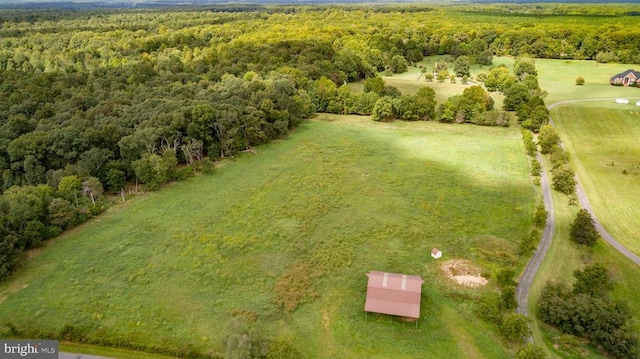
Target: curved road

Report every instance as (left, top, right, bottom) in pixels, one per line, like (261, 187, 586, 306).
(516, 98, 640, 318)
(548, 99, 640, 266)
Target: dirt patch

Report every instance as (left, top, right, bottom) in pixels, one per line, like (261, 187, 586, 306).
(441, 259, 488, 288)
(322, 309, 330, 331)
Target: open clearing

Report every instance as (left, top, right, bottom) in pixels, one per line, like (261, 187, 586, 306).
(0, 115, 533, 358)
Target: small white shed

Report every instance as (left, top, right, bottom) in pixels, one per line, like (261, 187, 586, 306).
(615, 98, 629, 104)
(636, 100, 640, 107)
(431, 248, 442, 259)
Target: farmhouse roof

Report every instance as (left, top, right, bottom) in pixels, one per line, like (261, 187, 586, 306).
(364, 271, 424, 319)
(610, 69, 640, 81)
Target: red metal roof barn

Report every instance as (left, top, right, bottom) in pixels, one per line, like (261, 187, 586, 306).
(364, 271, 424, 319)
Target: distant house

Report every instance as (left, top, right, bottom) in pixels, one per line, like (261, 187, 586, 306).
(615, 98, 630, 104)
(636, 100, 640, 107)
(610, 69, 640, 87)
(364, 271, 424, 319)
(431, 248, 442, 259)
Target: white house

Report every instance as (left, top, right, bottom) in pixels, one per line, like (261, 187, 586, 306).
(431, 248, 442, 259)
(636, 100, 640, 107)
(615, 98, 629, 104)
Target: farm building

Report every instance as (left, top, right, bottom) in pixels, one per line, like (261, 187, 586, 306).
(431, 248, 442, 259)
(610, 69, 640, 87)
(637, 100, 640, 106)
(616, 98, 630, 104)
(364, 271, 424, 319)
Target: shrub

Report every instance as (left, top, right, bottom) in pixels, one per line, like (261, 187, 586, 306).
(530, 158, 541, 177)
(500, 313, 529, 341)
(533, 202, 547, 228)
(273, 263, 314, 313)
(499, 285, 518, 310)
(519, 229, 541, 255)
(516, 344, 547, 359)
(267, 339, 304, 359)
(537, 125, 560, 154)
(575, 76, 585, 85)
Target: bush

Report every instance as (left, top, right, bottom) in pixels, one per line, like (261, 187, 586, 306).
(537, 279, 639, 359)
(499, 285, 518, 310)
(533, 202, 547, 228)
(575, 76, 585, 85)
(519, 229, 541, 255)
(538, 125, 560, 154)
(530, 158, 541, 177)
(500, 313, 529, 341)
(516, 344, 546, 359)
(267, 339, 303, 359)
(273, 263, 314, 313)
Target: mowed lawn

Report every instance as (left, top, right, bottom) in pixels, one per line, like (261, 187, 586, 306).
(492, 57, 640, 104)
(0, 115, 534, 358)
(551, 102, 640, 256)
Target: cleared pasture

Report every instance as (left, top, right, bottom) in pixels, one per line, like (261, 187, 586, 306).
(551, 102, 640, 256)
(0, 115, 534, 358)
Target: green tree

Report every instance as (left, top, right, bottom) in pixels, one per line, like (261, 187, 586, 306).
(537, 125, 560, 154)
(500, 313, 529, 341)
(519, 228, 541, 255)
(514, 58, 537, 79)
(477, 49, 494, 66)
(533, 202, 547, 227)
(575, 76, 585, 85)
(58, 175, 82, 205)
(570, 209, 599, 246)
(503, 83, 531, 111)
(105, 168, 126, 194)
(551, 167, 576, 195)
(0, 232, 21, 278)
(387, 55, 408, 74)
(363, 77, 385, 95)
(485, 66, 512, 92)
(573, 263, 612, 297)
(453, 55, 470, 77)
(500, 285, 518, 310)
(82, 177, 103, 204)
(395, 87, 436, 121)
(47, 198, 77, 229)
(371, 96, 395, 122)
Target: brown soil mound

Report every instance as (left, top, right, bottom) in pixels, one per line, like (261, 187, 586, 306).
(441, 259, 488, 288)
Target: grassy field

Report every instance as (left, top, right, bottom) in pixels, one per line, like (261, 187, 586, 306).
(551, 102, 640, 256)
(0, 115, 534, 358)
(492, 57, 640, 104)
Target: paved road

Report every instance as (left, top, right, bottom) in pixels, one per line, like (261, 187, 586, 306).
(516, 152, 555, 316)
(516, 98, 640, 318)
